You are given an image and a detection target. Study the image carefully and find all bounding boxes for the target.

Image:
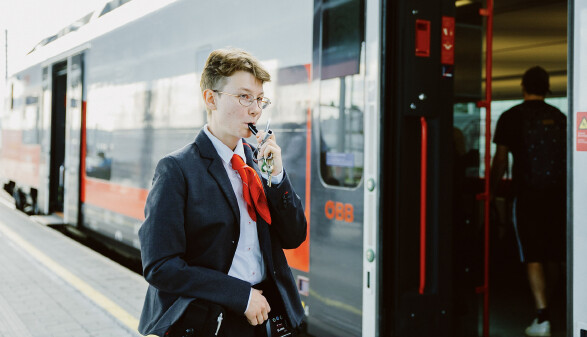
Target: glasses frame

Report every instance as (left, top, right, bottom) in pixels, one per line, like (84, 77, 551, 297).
(212, 90, 271, 110)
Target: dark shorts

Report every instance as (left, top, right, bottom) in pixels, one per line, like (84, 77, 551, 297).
(513, 190, 566, 263)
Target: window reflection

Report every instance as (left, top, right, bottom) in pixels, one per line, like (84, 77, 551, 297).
(319, 75, 364, 187)
(86, 151, 112, 180)
(317, 0, 365, 188)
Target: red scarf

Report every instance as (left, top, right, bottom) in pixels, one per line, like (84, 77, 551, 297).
(230, 154, 272, 224)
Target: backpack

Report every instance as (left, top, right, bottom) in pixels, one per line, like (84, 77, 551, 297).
(517, 103, 566, 190)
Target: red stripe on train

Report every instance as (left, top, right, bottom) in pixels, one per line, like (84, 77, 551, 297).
(84, 177, 148, 220)
(284, 63, 312, 273)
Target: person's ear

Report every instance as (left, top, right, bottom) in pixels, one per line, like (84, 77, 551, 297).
(203, 89, 217, 111)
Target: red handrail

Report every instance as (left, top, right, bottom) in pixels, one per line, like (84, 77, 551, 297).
(477, 1, 494, 336)
(419, 116, 428, 295)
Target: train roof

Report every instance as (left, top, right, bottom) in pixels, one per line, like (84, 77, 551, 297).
(12, 0, 178, 74)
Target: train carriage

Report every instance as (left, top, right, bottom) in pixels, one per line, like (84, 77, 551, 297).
(1, 0, 586, 336)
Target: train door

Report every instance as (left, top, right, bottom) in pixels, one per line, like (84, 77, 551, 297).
(380, 0, 457, 336)
(295, 0, 367, 336)
(63, 53, 85, 226)
(49, 61, 67, 214)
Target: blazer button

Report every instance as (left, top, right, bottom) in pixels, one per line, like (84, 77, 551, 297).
(232, 240, 236, 244)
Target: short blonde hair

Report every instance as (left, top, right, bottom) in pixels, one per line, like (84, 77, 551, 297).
(200, 48, 271, 115)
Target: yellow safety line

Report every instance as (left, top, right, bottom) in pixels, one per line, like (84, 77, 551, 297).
(0, 220, 151, 336)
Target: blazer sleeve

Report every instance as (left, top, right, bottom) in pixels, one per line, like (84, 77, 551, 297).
(265, 169, 307, 249)
(139, 156, 251, 314)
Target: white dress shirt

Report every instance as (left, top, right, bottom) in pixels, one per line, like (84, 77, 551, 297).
(203, 125, 283, 310)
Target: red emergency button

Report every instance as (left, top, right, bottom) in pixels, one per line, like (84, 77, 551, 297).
(415, 19, 431, 57)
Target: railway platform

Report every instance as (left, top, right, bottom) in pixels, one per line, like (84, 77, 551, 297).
(0, 194, 148, 337)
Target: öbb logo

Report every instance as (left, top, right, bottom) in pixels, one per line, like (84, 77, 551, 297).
(324, 200, 354, 223)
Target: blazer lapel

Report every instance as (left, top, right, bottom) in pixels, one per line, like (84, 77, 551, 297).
(243, 141, 264, 184)
(194, 130, 240, 222)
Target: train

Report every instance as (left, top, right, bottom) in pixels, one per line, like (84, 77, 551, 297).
(2, 0, 586, 336)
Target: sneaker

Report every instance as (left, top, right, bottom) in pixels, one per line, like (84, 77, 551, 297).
(525, 318, 551, 336)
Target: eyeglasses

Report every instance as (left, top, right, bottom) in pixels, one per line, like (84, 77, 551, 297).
(213, 90, 271, 110)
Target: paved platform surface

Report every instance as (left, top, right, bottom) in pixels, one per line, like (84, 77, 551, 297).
(0, 195, 150, 337)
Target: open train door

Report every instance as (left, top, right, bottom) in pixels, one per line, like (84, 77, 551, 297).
(379, 0, 462, 336)
(63, 53, 85, 226)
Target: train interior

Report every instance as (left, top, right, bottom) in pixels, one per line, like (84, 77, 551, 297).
(453, 0, 567, 336)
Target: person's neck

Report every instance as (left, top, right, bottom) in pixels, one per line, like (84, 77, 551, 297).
(523, 93, 545, 101)
(207, 124, 238, 150)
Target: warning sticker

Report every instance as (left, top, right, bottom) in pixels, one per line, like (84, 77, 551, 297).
(577, 112, 587, 151)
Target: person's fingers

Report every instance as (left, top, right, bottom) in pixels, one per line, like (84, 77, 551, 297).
(262, 144, 273, 159)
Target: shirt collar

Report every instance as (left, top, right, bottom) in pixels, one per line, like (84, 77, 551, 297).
(203, 124, 246, 165)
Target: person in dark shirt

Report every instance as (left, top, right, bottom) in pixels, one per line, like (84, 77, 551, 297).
(491, 66, 566, 337)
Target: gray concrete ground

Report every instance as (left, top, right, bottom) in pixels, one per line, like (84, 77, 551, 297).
(0, 193, 148, 337)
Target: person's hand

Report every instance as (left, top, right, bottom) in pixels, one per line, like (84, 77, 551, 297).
(244, 289, 271, 326)
(256, 131, 283, 176)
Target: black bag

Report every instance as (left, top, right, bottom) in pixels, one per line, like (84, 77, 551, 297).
(166, 299, 225, 337)
(265, 312, 293, 337)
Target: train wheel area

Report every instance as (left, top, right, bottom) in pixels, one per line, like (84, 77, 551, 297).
(0, 191, 148, 337)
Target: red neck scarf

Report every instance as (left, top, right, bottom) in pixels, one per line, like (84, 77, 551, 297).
(230, 154, 271, 224)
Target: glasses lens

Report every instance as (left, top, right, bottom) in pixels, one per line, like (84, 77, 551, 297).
(259, 98, 271, 109)
(239, 94, 254, 107)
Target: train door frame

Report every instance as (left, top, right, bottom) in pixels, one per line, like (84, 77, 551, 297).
(62, 52, 85, 227)
(571, 1, 585, 336)
(38, 66, 51, 214)
(363, 0, 382, 335)
(45, 50, 86, 226)
(49, 60, 67, 215)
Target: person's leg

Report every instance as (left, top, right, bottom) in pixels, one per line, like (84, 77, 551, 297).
(527, 262, 548, 310)
(525, 262, 552, 335)
(520, 194, 553, 336)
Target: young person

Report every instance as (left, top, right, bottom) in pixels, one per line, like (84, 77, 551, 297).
(138, 48, 306, 337)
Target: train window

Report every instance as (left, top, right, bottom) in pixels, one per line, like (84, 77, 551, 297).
(318, 0, 365, 188)
(22, 95, 40, 145)
(320, 0, 364, 80)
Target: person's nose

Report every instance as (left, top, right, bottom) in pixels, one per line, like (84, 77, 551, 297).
(248, 101, 262, 116)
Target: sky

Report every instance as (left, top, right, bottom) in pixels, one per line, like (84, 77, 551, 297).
(0, 0, 105, 89)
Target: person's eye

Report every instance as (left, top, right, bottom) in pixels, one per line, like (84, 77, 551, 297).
(240, 94, 253, 101)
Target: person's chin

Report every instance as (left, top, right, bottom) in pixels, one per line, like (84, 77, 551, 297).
(241, 125, 252, 137)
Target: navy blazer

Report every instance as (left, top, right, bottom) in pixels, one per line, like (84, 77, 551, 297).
(138, 130, 307, 336)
